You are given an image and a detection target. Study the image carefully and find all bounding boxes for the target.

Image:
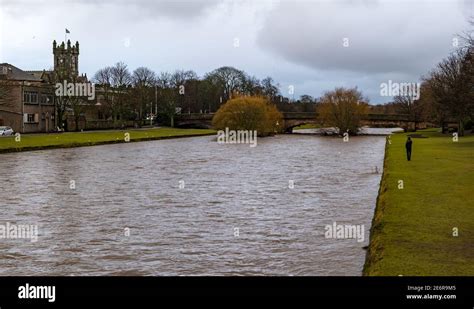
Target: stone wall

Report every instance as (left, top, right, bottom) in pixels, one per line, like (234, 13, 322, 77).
(66, 117, 136, 131)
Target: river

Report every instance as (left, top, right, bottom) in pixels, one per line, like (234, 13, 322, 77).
(0, 133, 387, 275)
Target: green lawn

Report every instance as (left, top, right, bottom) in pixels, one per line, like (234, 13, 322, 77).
(364, 128, 474, 276)
(0, 127, 215, 153)
(293, 123, 321, 130)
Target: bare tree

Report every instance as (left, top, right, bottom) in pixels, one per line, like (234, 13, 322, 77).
(155, 72, 177, 127)
(93, 66, 114, 120)
(111, 62, 132, 87)
(261, 77, 280, 102)
(170, 70, 198, 88)
(156, 72, 172, 89)
(393, 94, 423, 131)
(108, 62, 132, 128)
(199, 76, 224, 113)
(170, 70, 198, 114)
(317, 87, 369, 135)
(241, 75, 262, 96)
(426, 48, 473, 135)
(132, 67, 156, 122)
(205, 66, 246, 102)
(51, 64, 75, 130)
(299, 95, 315, 104)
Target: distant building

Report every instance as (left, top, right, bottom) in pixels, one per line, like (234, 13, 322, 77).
(0, 40, 89, 133)
(53, 40, 80, 77)
(0, 63, 55, 133)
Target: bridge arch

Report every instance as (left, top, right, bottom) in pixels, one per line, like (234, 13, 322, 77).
(283, 120, 318, 133)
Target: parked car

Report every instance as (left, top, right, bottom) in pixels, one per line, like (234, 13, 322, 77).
(0, 126, 14, 136)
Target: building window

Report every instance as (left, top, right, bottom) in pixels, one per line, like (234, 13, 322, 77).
(24, 113, 38, 124)
(40, 94, 53, 104)
(23, 91, 38, 104)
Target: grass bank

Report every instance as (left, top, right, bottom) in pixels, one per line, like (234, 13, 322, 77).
(293, 123, 321, 130)
(0, 127, 215, 154)
(364, 128, 474, 275)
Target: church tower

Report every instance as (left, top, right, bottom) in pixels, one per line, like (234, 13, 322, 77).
(53, 40, 79, 76)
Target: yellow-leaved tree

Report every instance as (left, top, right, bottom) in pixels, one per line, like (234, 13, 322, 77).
(212, 96, 283, 136)
(317, 87, 369, 135)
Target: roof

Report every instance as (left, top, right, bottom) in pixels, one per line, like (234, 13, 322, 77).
(25, 70, 52, 80)
(0, 63, 44, 82)
(0, 63, 87, 83)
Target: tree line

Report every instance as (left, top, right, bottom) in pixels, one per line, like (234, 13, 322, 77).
(90, 64, 317, 128)
(89, 19, 473, 134)
(2, 23, 471, 134)
(388, 22, 474, 135)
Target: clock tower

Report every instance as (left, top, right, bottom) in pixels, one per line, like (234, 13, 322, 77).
(53, 39, 79, 76)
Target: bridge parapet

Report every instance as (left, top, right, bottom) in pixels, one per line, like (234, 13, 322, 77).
(282, 112, 413, 121)
(176, 112, 454, 122)
(282, 112, 316, 119)
(175, 112, 456, 131)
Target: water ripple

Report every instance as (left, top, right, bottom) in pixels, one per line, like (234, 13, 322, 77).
(0, 134, 385, 276)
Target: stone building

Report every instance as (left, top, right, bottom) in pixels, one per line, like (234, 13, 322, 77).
(0, 64, 55, 133)
(0, 40, 88, 133)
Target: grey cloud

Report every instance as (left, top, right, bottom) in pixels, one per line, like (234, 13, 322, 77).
(257, 0, 471, 76)
(462, 0, 474, 19)
(2, 0, 222, 19)
(121, 0, 223, 19)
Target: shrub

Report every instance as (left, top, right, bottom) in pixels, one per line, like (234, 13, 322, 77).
(317, 87, 369, 135)
(212, 96, 283, 136)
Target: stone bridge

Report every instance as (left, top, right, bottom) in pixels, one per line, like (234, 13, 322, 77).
(175, 112, 456, 132)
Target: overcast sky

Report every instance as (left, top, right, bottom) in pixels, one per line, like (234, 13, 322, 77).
(0, 0, 472, 103)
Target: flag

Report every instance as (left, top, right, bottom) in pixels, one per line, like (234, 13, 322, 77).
(65, 28, 70, 34)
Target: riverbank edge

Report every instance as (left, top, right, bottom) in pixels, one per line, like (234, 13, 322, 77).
(362, 136, 389, 276)
(289, 132, 391, 136)
(0, 132, 216, 154)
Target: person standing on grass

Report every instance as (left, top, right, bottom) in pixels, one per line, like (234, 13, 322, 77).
(405, 137, 413, 161)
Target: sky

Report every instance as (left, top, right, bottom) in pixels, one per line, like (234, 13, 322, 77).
(0, 0, 472, 103)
